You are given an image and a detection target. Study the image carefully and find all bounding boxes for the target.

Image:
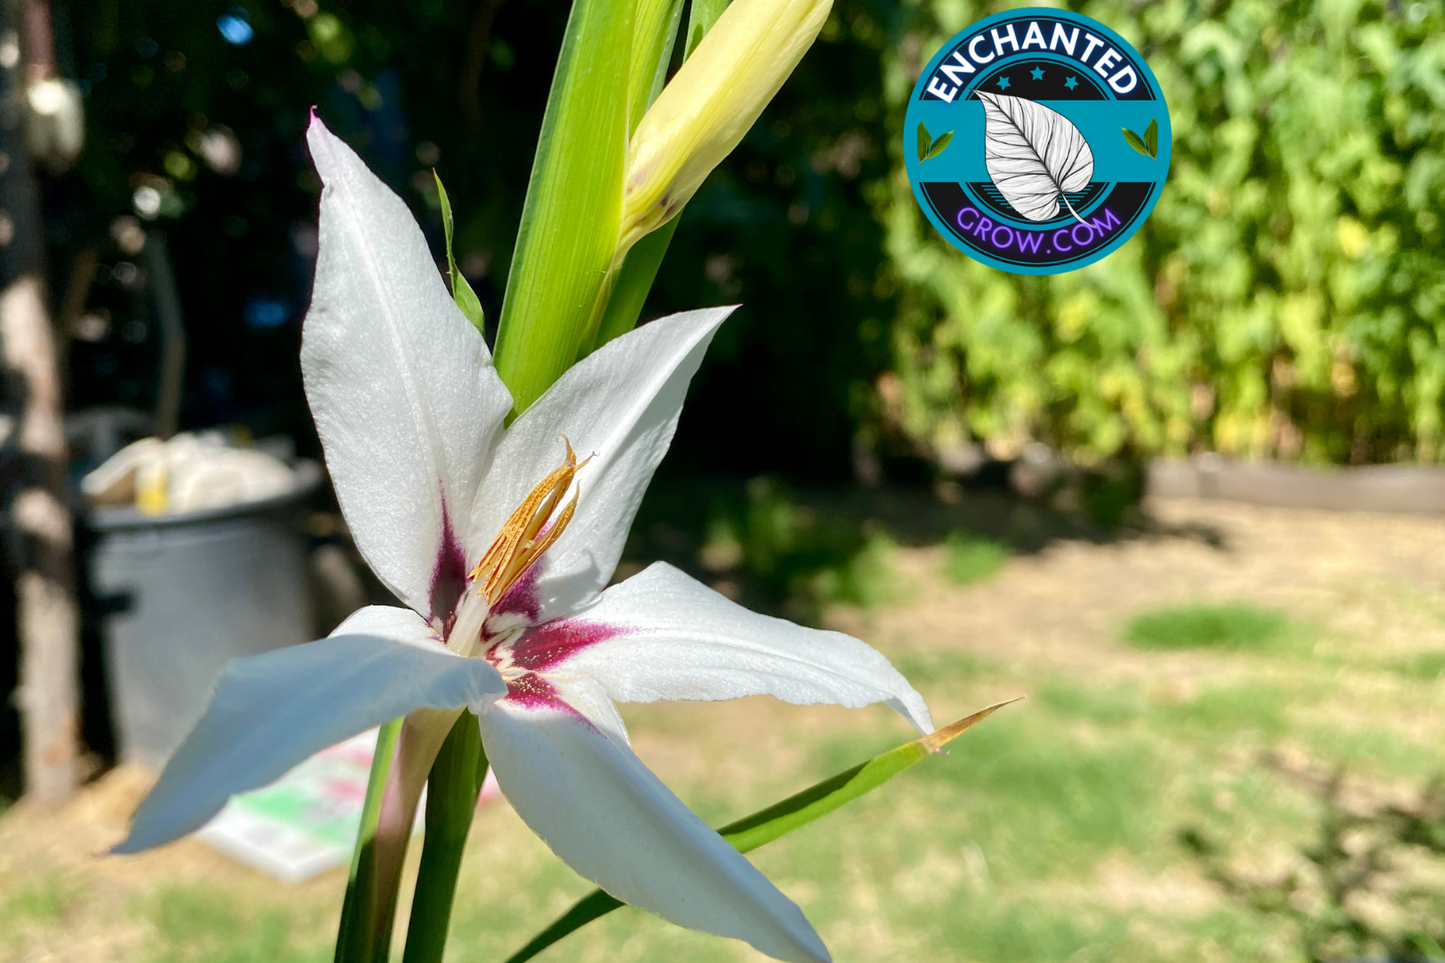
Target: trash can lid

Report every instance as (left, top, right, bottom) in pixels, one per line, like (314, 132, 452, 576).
(87, 459, 324, 531)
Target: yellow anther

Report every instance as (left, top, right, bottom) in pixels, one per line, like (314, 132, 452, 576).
(471, 438, 591, 605)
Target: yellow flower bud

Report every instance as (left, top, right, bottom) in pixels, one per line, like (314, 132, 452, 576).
(619, 0, 832, 254)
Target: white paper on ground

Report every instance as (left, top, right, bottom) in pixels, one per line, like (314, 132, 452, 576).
(195, 728, 379, 881)
(195, 728, 500, 882)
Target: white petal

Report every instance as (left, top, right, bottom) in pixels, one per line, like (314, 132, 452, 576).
(545, 670, 634, 748)
(478, 699, 830, 963)
(560, 563, 933, 733)
(332, 603, 444, 644)
(302, 116, 512, 619)
(472, 307, 732, 620)
(114, 606, 506, 854)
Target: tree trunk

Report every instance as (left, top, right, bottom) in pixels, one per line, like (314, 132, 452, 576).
(1, 0, 77, 804)
(4, 278, 77, 802)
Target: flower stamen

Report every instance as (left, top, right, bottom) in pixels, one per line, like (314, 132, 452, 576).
(471, 437, 590, 605)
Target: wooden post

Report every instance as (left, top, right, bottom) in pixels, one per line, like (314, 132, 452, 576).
(1, 0, 78, 804)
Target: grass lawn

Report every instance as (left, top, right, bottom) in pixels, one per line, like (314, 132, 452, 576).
(3, 495, 1444, 962)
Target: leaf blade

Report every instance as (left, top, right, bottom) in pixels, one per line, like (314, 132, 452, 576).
(432, 172, 486, 335)
(630, 0, 686, 132)
(1144, 117, 1158, 157)
(491, 0, 632, 415)
(916, 122, 931, 162)
(977, 92, 1094, 222)
(501, 700, 1017, 963)
(922, 129, 953, 161)
(1122, 127, 1151, 157)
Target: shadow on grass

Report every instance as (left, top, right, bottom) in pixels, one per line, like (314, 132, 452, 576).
(625, 473, 1227, 623)
(1182, 758, 1445, 963)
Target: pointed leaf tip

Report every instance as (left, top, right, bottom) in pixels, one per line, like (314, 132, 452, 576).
(919, 698, 1021, 753)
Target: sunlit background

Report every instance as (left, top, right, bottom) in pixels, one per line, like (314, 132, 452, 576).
(3, 1, 1445, 961)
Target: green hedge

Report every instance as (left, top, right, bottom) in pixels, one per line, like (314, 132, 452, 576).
(879, 0, 1445, 466)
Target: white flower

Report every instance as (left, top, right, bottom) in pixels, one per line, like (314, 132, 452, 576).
(115, 116, 932, 963)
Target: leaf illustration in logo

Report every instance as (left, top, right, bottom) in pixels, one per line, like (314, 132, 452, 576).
(1122, 117, 1160, 159)
(923, 129, 953, 160)
(916, 123, 954, 162)
(976, 92, 1094, 223)
(1122, 127, 1151, 157)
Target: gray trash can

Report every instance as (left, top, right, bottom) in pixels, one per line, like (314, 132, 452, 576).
(89, 461, 323, 771)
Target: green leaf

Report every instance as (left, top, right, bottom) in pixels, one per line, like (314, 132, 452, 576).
(401, 714, 489, 963)
(716, 699, 1012, 850)
(334, 718, 401, 963)
(916, 122, 931, 161)
(502, 700, 1016, 963)
(630, 0, 686, 132)
(1144, 117, 1158, 157)
(685, 0, 730, 56)
(432, 171, 485, 335)
(491, 0, 633, 416)
(923, 129, 953, 161)
(1121, 127, 1152, 158)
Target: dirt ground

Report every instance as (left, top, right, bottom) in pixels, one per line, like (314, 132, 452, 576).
(3, 495, 1444, 962)
(837, 495, 1445, 688)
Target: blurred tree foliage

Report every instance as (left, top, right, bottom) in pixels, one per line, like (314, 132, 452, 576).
(60, 0, 1445, 480)
(64, 0, 897, 480)
(881, 0, 1445, 467)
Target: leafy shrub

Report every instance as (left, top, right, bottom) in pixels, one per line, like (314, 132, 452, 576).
(878, 0, 1445, 466)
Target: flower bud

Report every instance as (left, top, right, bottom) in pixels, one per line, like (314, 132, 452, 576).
(619, 0, 832, 253)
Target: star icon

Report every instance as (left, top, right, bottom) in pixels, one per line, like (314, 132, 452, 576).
(1064, 75, 1079, 90)
(996, 75, 1011, 90)
(1030, 66, 1045, 81)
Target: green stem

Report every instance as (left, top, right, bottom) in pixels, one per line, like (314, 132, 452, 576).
(583, 0, 729, 355)
(400, 714, 490, 963)
(334, 718, 402, 963)
(589, 217, 680, 351)
(492, 0, 632, 414)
